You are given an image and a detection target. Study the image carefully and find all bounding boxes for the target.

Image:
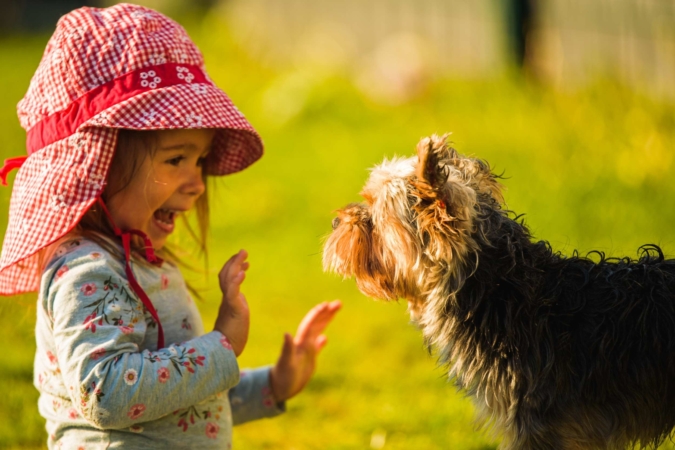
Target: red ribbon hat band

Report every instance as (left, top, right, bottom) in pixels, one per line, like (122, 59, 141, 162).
(0, 4, 265, 351)
(0, 62, 212, 184)
(26, 63, 212, 154)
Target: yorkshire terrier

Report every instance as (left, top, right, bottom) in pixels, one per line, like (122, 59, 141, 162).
(323, 135, 675, 450)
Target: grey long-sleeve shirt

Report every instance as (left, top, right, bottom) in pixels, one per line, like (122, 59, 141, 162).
(35, 238, 283, 449)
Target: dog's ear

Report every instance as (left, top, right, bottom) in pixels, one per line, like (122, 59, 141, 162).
(416, 134, 503, 206)
(415, 134, 453, 190)
(413, 135, 478, 264)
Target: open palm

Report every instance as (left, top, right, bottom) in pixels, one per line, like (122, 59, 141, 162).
(269, 301, 342, 402)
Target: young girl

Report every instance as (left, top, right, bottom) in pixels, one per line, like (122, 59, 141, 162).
(0, 4, 340, 448)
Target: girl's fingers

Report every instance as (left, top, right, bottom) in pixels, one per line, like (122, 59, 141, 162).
(220, 251, 248, 280)
(315, 335, 328, 351)
(306, 302, 341, 332)
(296, 301, 341, 343)
(229, 251, 248, 274)
(226, 271, 245, 301)
(278, 332, 293, 365)
(295, 303, 329, 342)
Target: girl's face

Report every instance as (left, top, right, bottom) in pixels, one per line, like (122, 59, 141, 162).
(107, 128, 215, 250)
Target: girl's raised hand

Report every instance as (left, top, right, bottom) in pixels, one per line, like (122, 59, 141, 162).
(269, 300, 342, 402)
(214, 250, 250, 356)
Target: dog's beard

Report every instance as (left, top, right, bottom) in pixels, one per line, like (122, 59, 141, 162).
(323, 204, 399, 301)
(324, 208, 434, 324)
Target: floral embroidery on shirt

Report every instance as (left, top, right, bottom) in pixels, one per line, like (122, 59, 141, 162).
(145, 311, 158, 329)
(175, 405, 215, 432)
(205, 422, 219, 439)
(144, 347, 205, 376)
(123, 369, 138, 385)
(83, 312, 101, 333)
(181, 317, 191, 330)
(157, 366, 170, 383)
(80, 283, 97, 296)
(127, 403, 146, 420)
(219, 335, 233, 351)
(46, 350, 58, 365)
(261, 386, 275, 408)
(56, 265, 69, 278)
(161, 273, 169, 289)
(54, 240, 81, 259)
(81, 275, 142, 334)
(90, 347, 106, 360)
(80, 381, 104, 407)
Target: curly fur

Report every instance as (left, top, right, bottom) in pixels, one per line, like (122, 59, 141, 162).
(323, 135, 675, 450)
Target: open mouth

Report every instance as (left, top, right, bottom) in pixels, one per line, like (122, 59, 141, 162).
(153, 208, 178, 233)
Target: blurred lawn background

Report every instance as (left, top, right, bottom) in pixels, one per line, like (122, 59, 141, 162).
(1, 0, 675, 449)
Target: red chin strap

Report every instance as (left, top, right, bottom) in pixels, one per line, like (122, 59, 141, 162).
(96, 197, 165, 349)
(1, 155, 166, 349)
(0, 156, 28, 186)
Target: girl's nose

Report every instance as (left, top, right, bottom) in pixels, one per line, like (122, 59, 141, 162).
(184, 168, 206, 197)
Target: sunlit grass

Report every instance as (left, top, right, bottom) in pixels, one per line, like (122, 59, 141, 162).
(1, 13, 675, 450)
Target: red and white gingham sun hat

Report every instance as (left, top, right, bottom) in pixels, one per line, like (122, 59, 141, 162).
(0, 3, 263, 298)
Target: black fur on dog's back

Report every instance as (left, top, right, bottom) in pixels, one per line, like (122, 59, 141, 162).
(446, 193, 675, 449)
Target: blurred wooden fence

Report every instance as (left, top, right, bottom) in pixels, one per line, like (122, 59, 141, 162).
(223, 0, 675, 100)
(224, 0, 504, 75)
(537, 0, 675, 99)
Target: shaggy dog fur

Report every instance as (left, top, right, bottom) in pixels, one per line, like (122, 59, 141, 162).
(323, 135, 675, 450)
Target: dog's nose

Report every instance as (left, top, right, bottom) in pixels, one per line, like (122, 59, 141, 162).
(332, 217, 341, 230)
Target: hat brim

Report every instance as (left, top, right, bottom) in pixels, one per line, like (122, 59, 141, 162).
(84, 82, 263, 175)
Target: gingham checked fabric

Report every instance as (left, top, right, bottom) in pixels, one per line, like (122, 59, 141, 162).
(0, 3, 263, 295)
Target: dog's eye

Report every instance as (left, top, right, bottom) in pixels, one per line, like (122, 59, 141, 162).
(332, 217, 341, 229)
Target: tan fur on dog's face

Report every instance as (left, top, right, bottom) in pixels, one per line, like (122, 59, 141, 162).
(323, 134, 503, 317)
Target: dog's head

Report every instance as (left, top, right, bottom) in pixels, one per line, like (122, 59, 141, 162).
(323, 135, 503, 315)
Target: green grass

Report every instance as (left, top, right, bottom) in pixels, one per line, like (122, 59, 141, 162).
(2, 13, 675, 449)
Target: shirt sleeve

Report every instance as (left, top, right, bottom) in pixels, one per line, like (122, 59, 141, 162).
(229, 366, 285, 425)
(44, 252, 241, 429)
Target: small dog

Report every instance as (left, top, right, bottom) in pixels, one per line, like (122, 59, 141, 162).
(323, 135, 675, 450)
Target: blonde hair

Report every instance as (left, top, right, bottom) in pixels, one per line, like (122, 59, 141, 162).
(39, 129, 210, 295)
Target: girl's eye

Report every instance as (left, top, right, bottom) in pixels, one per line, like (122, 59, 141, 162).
(166, 156, 185, 166)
